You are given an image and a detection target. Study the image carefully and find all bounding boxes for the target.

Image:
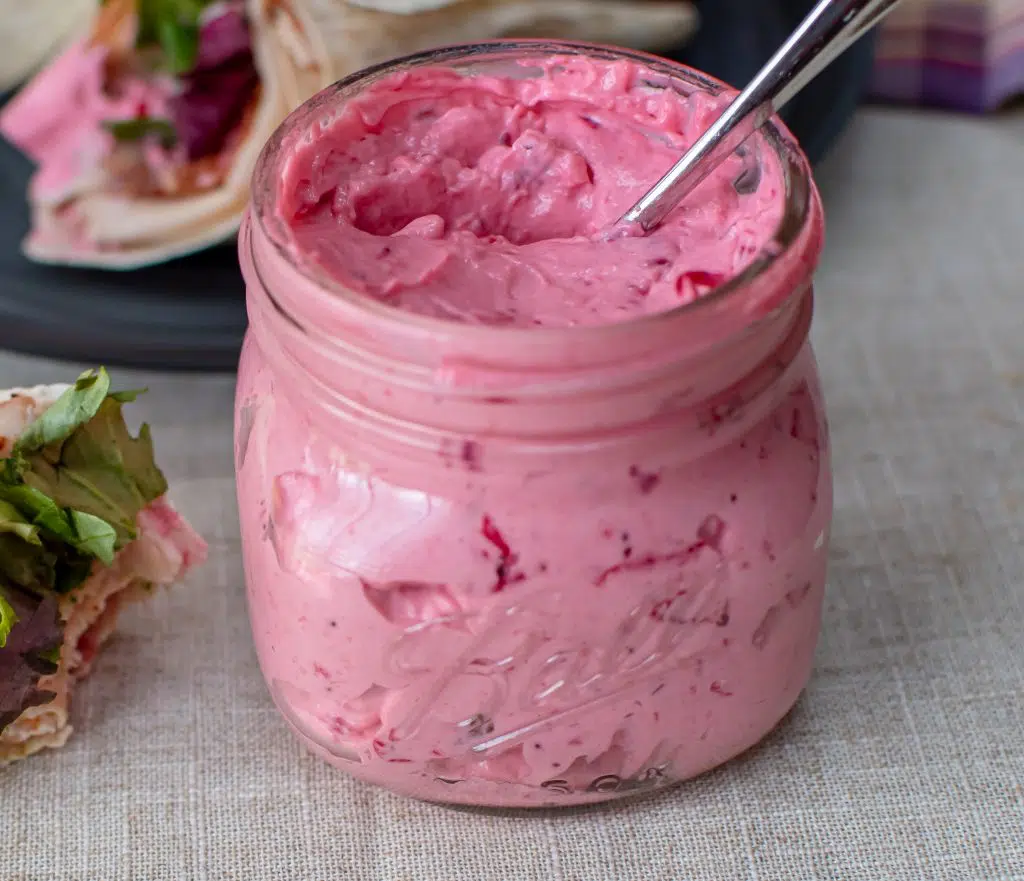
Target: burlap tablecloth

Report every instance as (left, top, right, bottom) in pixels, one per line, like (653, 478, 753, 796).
(2, 107, 1022, 880)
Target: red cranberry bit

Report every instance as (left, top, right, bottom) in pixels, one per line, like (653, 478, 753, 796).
(752, 605, 781, 649)
(696, 514, 727, 551)
(676, 270, 726, 300)
(709, 680, 733, 697)
(460, 439, 482, 472)
(650, 597, 672, 621)
(481, 515, 523, 592)
(716, 601, 731, 627)
(790, 408, 803, 440)
(785, 582, 813, 608)
(597, 551, 663, 587)
(481, 516, 511, 557)
(628, 464, 661, 494)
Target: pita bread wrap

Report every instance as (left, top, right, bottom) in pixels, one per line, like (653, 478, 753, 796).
(0, 0, 334, 269)
(0, 371, 206, 765)
(299, 0, 699, 74)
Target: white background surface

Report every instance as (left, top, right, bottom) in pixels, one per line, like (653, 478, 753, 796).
(2, 107, 1023, 880)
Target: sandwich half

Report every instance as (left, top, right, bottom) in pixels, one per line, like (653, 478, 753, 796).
(0, 0, 332, 269)
(0, 369, 206, 765)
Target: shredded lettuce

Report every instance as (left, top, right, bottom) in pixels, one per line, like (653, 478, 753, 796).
(137, 0, 218, 75)
(103, 117, 178, 149)
(0, 590, 17, 649)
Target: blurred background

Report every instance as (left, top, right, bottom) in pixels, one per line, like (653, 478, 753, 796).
(0, 0, 1021, 370)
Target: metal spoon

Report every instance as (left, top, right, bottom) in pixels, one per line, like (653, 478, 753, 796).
(619, 0, 907, 231)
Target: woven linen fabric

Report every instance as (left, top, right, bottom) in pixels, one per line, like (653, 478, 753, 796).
(2, 107, 1023, 881)
(869, 0, 1024, 111)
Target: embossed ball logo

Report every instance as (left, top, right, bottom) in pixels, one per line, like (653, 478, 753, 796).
(377, 539, 729, 759)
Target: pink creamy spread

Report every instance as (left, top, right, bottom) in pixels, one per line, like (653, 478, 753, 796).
(238, 56, 828, 806)
(279, 58, 784, 326)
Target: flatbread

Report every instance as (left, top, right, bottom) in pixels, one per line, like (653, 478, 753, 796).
(302, 0, 700, 74)
(5, 0, 335, 270)
(345, 0, 471, 12)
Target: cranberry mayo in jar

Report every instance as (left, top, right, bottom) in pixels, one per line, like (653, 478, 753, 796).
(236, 41, 829, 807)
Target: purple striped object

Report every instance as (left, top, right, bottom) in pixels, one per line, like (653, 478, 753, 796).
(869, 0, 1024, 111)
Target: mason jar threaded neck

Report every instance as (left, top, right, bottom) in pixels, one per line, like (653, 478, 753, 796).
(240, 40, 824, 461)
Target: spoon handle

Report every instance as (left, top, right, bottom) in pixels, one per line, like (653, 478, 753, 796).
(620, 0, 906, 231)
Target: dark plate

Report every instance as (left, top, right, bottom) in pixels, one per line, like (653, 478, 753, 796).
(675, 0, 876, 165)
(0, 139, 248, 372)
(0, 3, 874, 372)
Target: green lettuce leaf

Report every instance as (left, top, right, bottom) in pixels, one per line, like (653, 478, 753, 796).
(0, 485, 117, 566)
(0, 589, 17, 649)
(0, 500, 56, 598)
(0, 498, 41, 546)
(137, 0, 217, 75)
(19, 397, 167, 550)
(0, 533, 56, 596)
(14, 368, 112, 454)
(102, 117, 178, 149)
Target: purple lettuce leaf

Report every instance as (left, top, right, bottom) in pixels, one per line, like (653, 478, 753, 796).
(193, 2, 253, 72)
(0, 587, 61, 735)
(168, 3, 259, 160)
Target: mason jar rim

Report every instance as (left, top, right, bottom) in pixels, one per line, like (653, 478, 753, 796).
(249, 38, 817, 344)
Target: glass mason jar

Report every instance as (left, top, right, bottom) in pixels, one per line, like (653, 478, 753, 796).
(235, 40, 829, 808)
